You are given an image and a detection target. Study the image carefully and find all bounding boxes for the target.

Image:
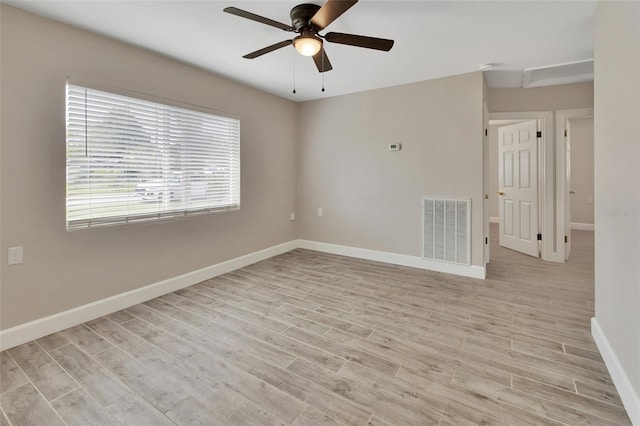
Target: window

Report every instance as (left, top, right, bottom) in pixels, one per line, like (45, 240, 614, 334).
(65, 84, 240, 230)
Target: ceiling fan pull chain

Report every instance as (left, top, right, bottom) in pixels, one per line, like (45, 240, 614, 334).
(292, 47, 297, 94)
(321, 51, 325, 92)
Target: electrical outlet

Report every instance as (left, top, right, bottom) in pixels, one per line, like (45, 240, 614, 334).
(317, 207, 323, 217)
(587, 197, 593, 204)
(8, 246, 23, 265)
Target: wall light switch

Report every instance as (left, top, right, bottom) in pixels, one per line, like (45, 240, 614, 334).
(8, 246, 23, 265)
(290, 212, 295, 221)
(317, 208, 323, 217)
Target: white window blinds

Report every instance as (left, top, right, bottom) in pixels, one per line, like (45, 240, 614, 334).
(66, 84, 240, 230)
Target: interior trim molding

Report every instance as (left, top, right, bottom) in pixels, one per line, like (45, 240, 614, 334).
(591, 317, 640, 424)
(0, 238, 487, 351)
(0, 240, 298, 351)
(555, 108, 594, 263)
(298, 240, 486, 279)
(489, 216, 500, 224)
(571, 222, 594, 231)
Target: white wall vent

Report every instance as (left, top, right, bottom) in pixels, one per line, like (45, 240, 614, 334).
(423, 198, 471, 265)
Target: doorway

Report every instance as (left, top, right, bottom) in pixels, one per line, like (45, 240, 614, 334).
(555, 108, 594, 261)
(484, 109, 594, 264)
(487, 111, 554, 261)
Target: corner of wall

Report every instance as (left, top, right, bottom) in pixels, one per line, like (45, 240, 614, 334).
(592, 318, 640, 424)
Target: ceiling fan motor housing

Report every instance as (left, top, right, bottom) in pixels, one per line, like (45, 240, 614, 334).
(290, 3, 321, 32)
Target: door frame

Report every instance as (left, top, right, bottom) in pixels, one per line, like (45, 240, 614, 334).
(555, 108, 594, 261)
(489, 111, 556, 261)
(483, 103, 490, 265)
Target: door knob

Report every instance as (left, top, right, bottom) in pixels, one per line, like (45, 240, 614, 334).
(497, 191, 505, 196)
(569, 190, 576, 195)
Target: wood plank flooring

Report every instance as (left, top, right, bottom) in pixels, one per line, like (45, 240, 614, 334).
(0, 226, 631, 425)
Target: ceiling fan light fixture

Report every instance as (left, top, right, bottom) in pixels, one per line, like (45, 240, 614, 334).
(224, 1, 394, 74)
(294, 33, 322, 57)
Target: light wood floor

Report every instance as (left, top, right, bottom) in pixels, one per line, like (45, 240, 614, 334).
(0, 226, 631, 425)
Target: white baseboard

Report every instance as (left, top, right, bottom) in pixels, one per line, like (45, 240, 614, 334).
(0, 238, 487, 351)
(591, 317, 640, 425)
(0, 240, 298, 351)
(489, 216, 500, 224)
(298, 240, 486, 279)
(571, 222, 595, 231)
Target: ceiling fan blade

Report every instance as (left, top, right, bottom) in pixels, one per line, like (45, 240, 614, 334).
(311, 0, 358, 31)
(312, 47, 333, 73)
(325, 32, 394, 51)
(223, 7, 294, 32)
(243, 40, 292, 59)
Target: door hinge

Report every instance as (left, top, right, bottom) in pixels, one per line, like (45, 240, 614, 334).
(565, 235, 568, 243)
(485, 129, 488, 136)
(537, 233, 542, 241)
(536, 131, 542, 138)
(564, 129, 568, 137)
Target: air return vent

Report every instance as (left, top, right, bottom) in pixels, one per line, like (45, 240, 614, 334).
(423, 198, 470, 265)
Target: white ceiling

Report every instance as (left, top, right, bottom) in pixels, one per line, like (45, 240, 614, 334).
(6, 0, 597, 102)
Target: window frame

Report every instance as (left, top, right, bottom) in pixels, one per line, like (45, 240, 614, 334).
(65, 82, 241, 230)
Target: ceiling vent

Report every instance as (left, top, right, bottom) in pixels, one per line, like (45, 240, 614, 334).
(523, 59, 593, 88)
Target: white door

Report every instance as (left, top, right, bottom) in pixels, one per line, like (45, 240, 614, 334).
(498, 120, 539, 257)
(564, 120, 572, 260)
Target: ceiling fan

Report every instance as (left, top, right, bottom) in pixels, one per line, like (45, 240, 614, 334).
(223, 0, 394, 73)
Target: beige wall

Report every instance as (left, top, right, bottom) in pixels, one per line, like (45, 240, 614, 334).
(0, 6, 298, 329)
(593, 0, 640, 406)
(487, 82, 594, 112)
(568, 117, 594, 225)
(297, 72, 485, 266)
